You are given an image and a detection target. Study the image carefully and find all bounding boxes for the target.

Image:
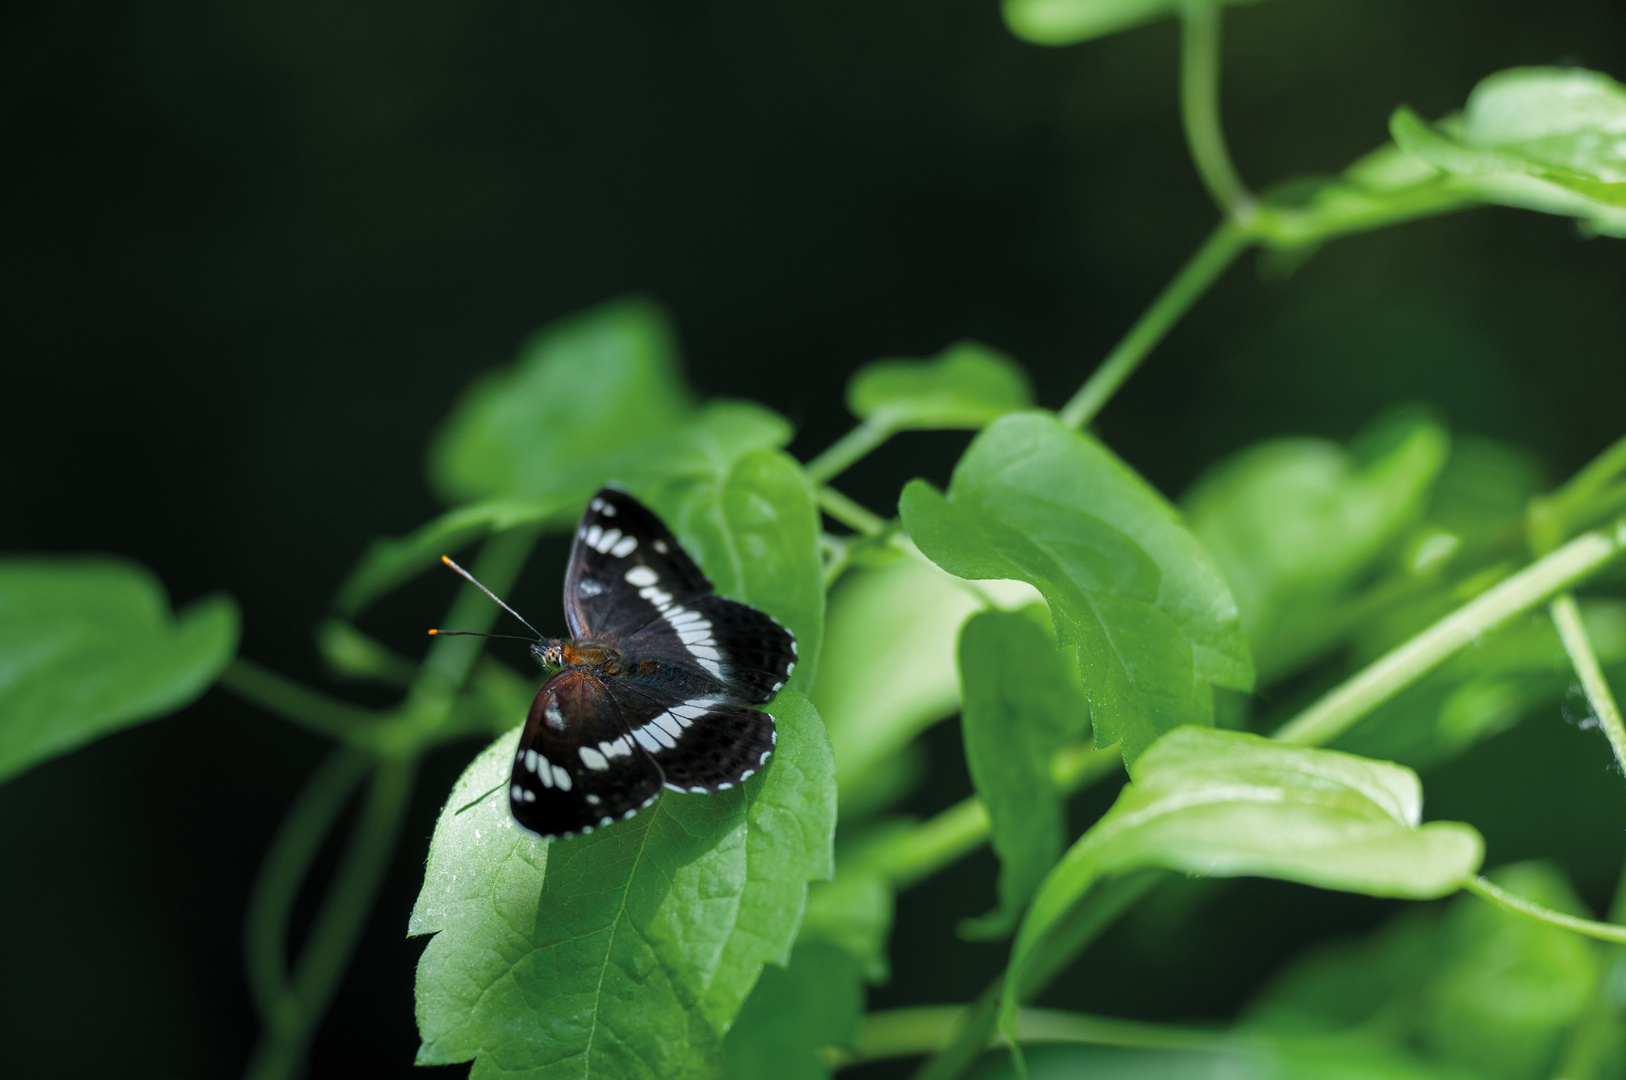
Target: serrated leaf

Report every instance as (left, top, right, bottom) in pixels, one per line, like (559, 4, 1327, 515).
(0, 558, 239, 783)
(429, 297, 695, 504)
(901, 412, 1252, 764)
(722, 942, 862, 1080)
(1002, 0, 1268, 47)
(1184, 409, 1449, 677)
(642, 448, 823, 696)
(1004, 727, 1484, 1040)
(412, 691, 837, 1079)
(958, 605, 1093, 938)
(338, 401, 791, 614)
(1389, 68, 1626, 235)
(812, 557, 1036, 810)
(846, 342, 1031, 431)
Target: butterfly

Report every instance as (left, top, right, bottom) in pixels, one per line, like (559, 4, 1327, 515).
(441, 487, 797, 839)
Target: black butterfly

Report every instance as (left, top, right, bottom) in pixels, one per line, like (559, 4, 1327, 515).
(446, 488, 796, 839)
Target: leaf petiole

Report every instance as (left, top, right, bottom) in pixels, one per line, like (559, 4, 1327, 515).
(1549, 591, 1626, 774)
(1179, 2, 1252, 220)
(1464, 875, 1626, 945)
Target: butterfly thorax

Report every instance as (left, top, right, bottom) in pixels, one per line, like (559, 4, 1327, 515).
(532, 638, 627, 676)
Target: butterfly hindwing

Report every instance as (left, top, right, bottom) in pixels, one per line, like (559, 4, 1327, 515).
(508, 670, 664, 839)
(563, 488, 713, 640)
(614, 690, 777, 793)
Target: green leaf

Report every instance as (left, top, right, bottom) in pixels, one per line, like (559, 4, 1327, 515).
(1248, 862, 1600, 1080)
(722, 942, 862, 1080)
(1002, 0, 1268, 47)
(1389, 68, 1626, 236)
(958, 605, 1093, 939)
(411, 690, 837, 1079)
(429, 297, 696, 504)
(1003, 727, 1484, 1039)
(337, 401, 792, 614)
(642, 448, 824, 696)
(1253, 143, 1477, 249)
(846, 342, 1032, 431)
(0, 558, 239, 783)
(1183, 408, 1449, 676)
(901, 412, 1252, 765)
(812, 557, 1034, 810)
(799, 819, 912, 982)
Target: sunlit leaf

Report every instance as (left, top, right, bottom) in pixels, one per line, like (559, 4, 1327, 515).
(0, 558, 239, 783)
(1002, 0, 1268, 47)
(1253, 143, 1477, 249)
(338, 401, 791, 614)
(1184, 408, 1449, 677)
(428, 297, 695, 504)
(847, 342, 1031, 431)
(1390, 68, 1626, 236)
(1003, 727, 1484, 1040)
(411, 691, 836, 1079)
(812, 556, 1036, 810)
(958, 605, 1093, 939)
(723, 942, 862, 1080)
(902, 412, 1252, 764)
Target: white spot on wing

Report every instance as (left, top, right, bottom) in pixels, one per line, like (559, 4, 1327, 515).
(524, 750, 539, 773)
(633, 728, 661, 753)
(640, 586, 672, 607)
(552, 764, 572, 790)
(577, 578, 607, 598)
(591, 527, 622, 553)
(586, 794, 601, 805)
(653, 540, 668, 553)
(651, 713, 683, 739)
(584, 524, 603, 548)
(510, 784, 524, 800)
(591, 497, 605, 511)
(610, 535, 637, 558)
(600, 736, 633, 758)
(600, 502, 616, 517)
(625, 565, 658, 587)
(579, 746, 609, 771)
(523, 789, 536, 802)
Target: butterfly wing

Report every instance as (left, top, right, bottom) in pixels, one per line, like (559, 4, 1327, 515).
(508, 669, 665, 839)
(623, 594, 797, 704)
(611, 681, 778, 794)
(562, 487, 713, 640)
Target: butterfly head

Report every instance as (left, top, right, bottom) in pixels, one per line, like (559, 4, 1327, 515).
(531, 640, 566, 669)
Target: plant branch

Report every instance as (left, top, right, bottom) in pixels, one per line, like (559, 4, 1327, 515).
(1058, 222, 1251, 431)
(1273, 517, 1626, 746)
(1549, 592, 1626, 773)
(1179, 2, 1252, 218)
(1464, 875, 1626, 945)
(220, 658, 384, 750)
(245, 756, 418, 1080)
(817, 485, 889, 536)
(807, 417, 896, 485)
(243, 748, 372, 1028)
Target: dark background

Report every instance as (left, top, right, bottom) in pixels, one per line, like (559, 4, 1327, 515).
(4, 0, 1626, 1076)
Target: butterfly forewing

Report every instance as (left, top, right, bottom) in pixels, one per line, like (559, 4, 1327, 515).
(509, 670, 664, 838)
(563, 489, 712, 640)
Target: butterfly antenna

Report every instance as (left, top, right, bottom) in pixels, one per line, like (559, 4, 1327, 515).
(439, 555, 546, 639)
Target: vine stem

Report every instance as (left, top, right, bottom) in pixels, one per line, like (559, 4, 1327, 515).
(1464, 875, 1626, 945)
(220, 659, 383, 749)
(817, 485, 888, 536)
(807, 417, 896, 485)
(843, 1005, 1231, 1066)
(1274, 517, 1626, 746)
(1179, 2, 1252, 218)
(1549, 592, 1626, 773)
(1057, 222, 1250, 431)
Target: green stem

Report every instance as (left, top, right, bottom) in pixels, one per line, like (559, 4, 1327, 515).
(1179, 2, 1252, 218)
(1058, 222, 1251, 431)
(1274, 517, 1626, 746)
(243, 749, 372, 1028)
(220, 659, 384, 750)
(1550, 592, 1626, 773)
(1464, 875, 1626, 945)
(245, 756, 418, 1080)
(817, 485, 889, 536)
(849, 1005, 1230, 1066)
(806, 417, 897, 485)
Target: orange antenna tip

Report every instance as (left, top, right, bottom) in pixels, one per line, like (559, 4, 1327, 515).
(427, 628, 440, 635)
(441, 555, 454, 567)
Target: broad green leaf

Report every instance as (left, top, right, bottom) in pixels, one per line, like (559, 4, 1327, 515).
(338, 401, 791, 614)
(847, 342, 1031, 431)
(901, 412, 1252, 764)
(0, 558, 239, 783)
(1337, 601, 1626, 770)
(1247, 862, 1600, 1080)
(1184, 409, 1448, 677)
(642, 448, 824, 696)
(429, 297, 695, 504)
(958, 605, 1093, 939)
(1002, 0, 1268, 47)
(1390, 68, 1626, 236)
(411, 691, 837, 1079)
(799, 819, 913, 983)
(1003, 727, 1484, 1039)
(812, 556, 1037, 810)
(722, 942, 862, 1080)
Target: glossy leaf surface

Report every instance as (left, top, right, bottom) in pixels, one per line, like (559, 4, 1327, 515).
(846, 342, 1031, 431)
